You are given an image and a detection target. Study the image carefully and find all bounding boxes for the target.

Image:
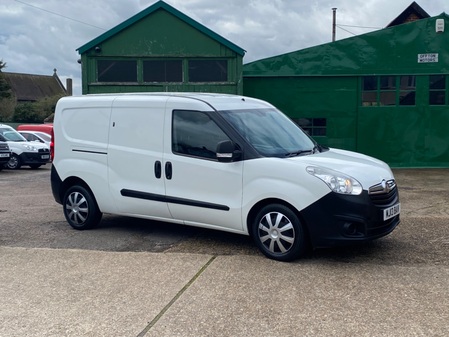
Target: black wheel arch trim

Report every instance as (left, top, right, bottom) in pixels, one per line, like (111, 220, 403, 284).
(51, 165, 63, 204)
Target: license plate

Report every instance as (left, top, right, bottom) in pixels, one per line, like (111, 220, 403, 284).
(0, 153, 9, 158)
(41, 155, 50, 159)
(384, 203, 400, 220)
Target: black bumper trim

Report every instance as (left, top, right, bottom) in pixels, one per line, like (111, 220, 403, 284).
(121, 189, 230, 211)
(300, 190, 400, 248)
(51, 165, 63, 204)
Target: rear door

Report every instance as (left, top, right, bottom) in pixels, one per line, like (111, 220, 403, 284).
(108, 96, 172, 220)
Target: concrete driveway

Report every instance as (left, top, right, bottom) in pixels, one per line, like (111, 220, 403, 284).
(0, 167, 448, 336)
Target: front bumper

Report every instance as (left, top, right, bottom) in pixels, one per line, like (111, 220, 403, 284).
(19, 151, 50, 165)
(300, 187, 400, 248)
(0, 152, 11, 165)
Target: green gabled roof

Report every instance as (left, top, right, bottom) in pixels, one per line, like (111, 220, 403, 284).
(77, 0, 245, 56)
(243, 13, 449, 77)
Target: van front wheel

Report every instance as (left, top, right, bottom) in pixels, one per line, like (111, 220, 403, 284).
(63, 185, 102, 230)
(252, 204, 306, 262)
(6, 154, 21, 170)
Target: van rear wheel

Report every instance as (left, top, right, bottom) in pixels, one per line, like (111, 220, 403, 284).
(252, 204, 306, 262)
(63, 185, 102, 230)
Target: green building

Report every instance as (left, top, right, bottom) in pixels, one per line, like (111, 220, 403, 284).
(243, 13, 449, 168)
(77, 1, 245, 95)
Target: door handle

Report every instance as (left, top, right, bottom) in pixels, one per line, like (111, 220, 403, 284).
(165, 162, 172, 180)
(154, 161, 161, 179)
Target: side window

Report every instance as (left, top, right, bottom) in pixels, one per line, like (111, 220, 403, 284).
(172, 110, 230, 160)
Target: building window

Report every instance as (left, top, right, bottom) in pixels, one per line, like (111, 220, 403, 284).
(379, 76, 396, 106)
(361, 75, 416, 106)
(361, 76, 377, 106)
(293, 118, 327, 136)
(143, 60, 182, 83)
(399, 75, 416, 106)
(429, 75, 446, 105)
(97, 60, 137, 82)
(188, 60, 227, 82)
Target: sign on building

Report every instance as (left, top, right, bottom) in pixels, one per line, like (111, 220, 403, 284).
(417, 53, 439, 63)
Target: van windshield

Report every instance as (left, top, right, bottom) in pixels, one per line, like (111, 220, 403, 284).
(219, 108, 316, 157)
(0, 128, 27, 142)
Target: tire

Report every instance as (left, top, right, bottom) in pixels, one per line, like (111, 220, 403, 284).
(63, 185, 102, 230)
(29, 164, 42, 169)
(6, 154, 21, 170)
(252, 204, 306, 262)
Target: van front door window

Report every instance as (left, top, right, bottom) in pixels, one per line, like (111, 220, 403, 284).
(172, 110, 230, 159)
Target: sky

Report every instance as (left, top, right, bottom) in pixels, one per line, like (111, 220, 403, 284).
(0, 0, 447, 95)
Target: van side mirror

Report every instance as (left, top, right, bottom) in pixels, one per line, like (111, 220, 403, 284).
(216, 140, 241, 162)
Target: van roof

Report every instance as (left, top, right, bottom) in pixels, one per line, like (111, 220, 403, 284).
(58, 93, 272, 111)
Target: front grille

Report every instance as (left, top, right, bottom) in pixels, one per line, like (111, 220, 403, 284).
(369, 186, 398, 206)
(38, 148, 49, 153)
(0, 144, 9, 150)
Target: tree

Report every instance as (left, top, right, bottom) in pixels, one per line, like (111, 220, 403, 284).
(13, 103, 41, 123)
(0, 60, 14, 121)
(0, 60, 11, 100)
(34, 94, 66, 122)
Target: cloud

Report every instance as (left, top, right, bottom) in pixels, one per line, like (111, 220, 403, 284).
(0, 0, 446, 95)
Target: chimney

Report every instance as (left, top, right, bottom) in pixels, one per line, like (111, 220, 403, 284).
(66, 78, 73, 96)
(332, 8, 337, 42)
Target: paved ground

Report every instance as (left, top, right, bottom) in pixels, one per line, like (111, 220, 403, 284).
(0, 166, 448, 336)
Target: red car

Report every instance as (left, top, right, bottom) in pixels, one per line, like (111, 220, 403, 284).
(17, 124, 53, 136)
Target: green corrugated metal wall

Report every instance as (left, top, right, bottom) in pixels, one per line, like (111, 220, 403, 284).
(243, 14, 449, 167)
(243, 76, 358, 150)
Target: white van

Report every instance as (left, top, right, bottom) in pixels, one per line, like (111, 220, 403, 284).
(51, 93, 400, 261)
(0, 124, 50, 169)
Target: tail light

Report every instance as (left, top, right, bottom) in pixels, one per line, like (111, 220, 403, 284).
(50, 127, 54, 161)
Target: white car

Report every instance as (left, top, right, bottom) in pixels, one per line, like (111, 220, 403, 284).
(19, 130, 52, 146)
(0, 124, 51, 169)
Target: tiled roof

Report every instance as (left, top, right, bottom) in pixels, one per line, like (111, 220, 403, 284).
(386, 1, 430, 27)
(2, 71, 66, 102)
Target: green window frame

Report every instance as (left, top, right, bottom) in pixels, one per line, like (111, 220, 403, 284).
(188, 60, 228, 82)
(96, 58, 232, 85)
(429, 75, 447, 105)
(361, 75, 416, 106)
(143, 60, 183, 83)
(398, 75, 416, 106)
(292, 118, 327, 137)
(97, 60, 137, 83)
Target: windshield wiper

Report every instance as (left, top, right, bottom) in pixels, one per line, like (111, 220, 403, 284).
(284, 149, 314, 157)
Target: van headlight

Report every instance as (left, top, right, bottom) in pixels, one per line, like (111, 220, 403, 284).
(21, 144, 38, 152)
(306, 166, 363, 195)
